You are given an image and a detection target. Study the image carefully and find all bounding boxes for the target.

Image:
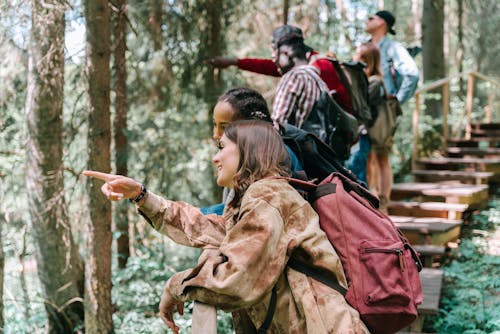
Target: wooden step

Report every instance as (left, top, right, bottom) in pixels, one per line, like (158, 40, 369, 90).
(412, 170, 494, 185)
(447, 139, 479, 147)
(404, 268, 444, 332)
(388, 201, 469, 219)
(412, 244, 446, 256)
(391, 182, 489, 207)
(471, 122, 500, 131)
(418, 157, 500, 165)
(392, 216, 463, 245)
(413, 244, 446, 267)
(417, 157, 500, 179)
(471, 129, 500, 138)
(419, 268, 444, 315)
(447, 137, 500, 146)
(446, 147, 500, 158)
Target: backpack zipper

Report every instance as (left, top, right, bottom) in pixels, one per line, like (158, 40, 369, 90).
(364, 247, 406, 272)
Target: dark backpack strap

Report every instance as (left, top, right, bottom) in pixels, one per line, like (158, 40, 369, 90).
(257, 286, 278, 334)
(288, 258, 347, 296)
(309, 183, 337, 203)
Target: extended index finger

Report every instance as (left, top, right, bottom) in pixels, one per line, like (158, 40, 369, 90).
(82, 170, 116, 182)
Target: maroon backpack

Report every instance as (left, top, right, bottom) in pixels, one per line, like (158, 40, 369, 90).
(286, 172, 423, 334)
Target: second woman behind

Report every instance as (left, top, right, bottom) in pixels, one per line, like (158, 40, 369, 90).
(354, 41, 398, 212)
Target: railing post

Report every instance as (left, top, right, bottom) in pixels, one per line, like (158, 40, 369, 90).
(192, 303, 217, 334)
(486, 82, 493, 123)
(442, 82, 450, 149)
(465, 72, 475, 139)
(412, 93, 421, 172)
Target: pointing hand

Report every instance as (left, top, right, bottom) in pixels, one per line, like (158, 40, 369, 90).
(83, 170, 142, 201)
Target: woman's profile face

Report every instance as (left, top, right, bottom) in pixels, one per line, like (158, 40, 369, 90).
(213, 101, 237, 140)
(212, 134, 240, 189)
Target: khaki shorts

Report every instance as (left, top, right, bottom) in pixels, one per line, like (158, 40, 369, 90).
(371, 135, 393, 154)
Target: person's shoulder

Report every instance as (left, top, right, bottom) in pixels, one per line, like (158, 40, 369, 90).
(282, 65, 319, 82)
(292, 65, 320, 74)
(244, 178, 300, 204)
(247, 177, 291, 193)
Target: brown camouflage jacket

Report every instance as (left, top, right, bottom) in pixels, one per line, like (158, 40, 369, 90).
(138, 178, 370, 333)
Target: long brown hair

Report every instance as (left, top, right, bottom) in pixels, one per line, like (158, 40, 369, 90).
(356, 41, 382, 77)
(224, 120, 290, 208)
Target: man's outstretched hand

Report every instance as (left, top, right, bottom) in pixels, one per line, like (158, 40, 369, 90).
(83, 170, 142, 201)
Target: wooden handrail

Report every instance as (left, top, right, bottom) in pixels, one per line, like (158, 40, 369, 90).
(411, 70, 499, 172)
(470, 71, 500, 86)
(415, 71, 499, 95)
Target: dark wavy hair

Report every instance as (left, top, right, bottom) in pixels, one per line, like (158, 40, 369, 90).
(356, 41, 382, 77)
(218, 87, 272, 123)
(224, 120, 290, 208)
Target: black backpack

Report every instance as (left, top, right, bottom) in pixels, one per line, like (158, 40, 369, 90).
(281, 124, 365, 187)
(297, 68, 359, 161)
(329, 59, 372, 126)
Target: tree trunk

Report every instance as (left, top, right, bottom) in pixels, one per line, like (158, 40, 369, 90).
(203, 0, 224, 202)
(335, 0, 354, 51)
(113, 0, 130, 269)
(25, 1, 85, 332)
(412, 0, 421, 41)
(19, 225, 31, 322)
(456, 0, 464, 94)
(84, 0, 114, 332)
(283, 0, 289, 24)
(0, 209, 4, 329)
(422, 0, 445, 119)
(149, 0, 163, 50)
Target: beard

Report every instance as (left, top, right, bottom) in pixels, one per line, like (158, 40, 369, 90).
(277, 58, 295, 75)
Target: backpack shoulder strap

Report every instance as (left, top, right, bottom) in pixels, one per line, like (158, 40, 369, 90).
(288, 258, 347, 296)
(257, 286, 278, 334)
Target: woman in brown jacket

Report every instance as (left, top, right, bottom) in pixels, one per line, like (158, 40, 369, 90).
(84, 120, 369, 334)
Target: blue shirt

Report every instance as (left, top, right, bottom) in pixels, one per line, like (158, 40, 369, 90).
(379, 37, 419, 105)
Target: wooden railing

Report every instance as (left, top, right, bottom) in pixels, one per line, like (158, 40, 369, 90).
(412, 71, 500, 170)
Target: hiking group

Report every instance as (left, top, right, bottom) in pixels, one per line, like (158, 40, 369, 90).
(84, 10, 422, 334)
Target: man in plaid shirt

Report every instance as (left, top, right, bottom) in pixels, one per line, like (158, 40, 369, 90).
(271, 25, 329, 128)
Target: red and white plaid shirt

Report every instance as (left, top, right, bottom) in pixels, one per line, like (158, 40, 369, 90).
(272, 65, 328, 128)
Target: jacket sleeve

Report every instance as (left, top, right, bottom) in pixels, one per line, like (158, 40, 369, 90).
(137, 192, 226, 248)
(391, 43, 419, 104)
(237, 58, 281, 77)
(165, 194, 291, 310)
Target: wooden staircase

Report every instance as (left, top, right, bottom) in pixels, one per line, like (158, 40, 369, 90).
(393, 122, 499, 332)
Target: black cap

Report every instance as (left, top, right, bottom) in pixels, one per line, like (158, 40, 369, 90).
(376, 10, 396, 35)
(272, 25, 313, 52)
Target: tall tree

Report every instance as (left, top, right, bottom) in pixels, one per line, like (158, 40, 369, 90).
(456, 0, 465, 94)
(422, 0, 445, 119)
(199, 0, 226, 201)
(112, 0, 130, 269)
(84, 0, 113, 332)
(0, 183, 4, 329)
(25, 0, 84, 332)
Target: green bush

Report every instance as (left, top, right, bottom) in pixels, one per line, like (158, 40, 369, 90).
(429, 199, 500, 334)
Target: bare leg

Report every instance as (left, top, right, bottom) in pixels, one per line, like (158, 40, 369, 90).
(378, 151, 393, 211)
(367, 152, 380, 197)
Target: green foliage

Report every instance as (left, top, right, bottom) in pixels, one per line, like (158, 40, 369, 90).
(111, 239, 234, 334)
(428, 199, 500, 334)
(3, 259, 47, 333)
